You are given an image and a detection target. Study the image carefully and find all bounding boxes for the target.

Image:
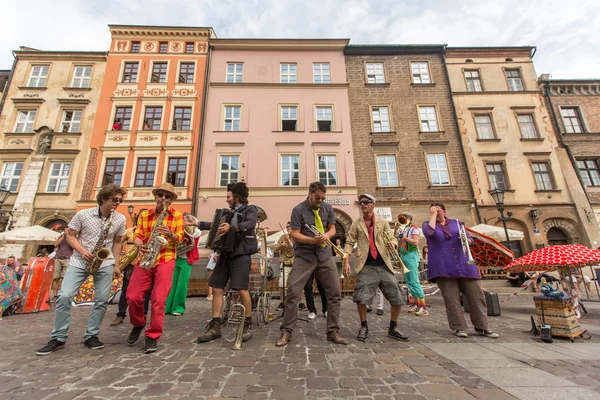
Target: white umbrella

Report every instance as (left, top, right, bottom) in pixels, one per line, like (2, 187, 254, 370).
(0, 225, 61, 244)
(469, 223, 524, 242)
(267, 230, 285, 245)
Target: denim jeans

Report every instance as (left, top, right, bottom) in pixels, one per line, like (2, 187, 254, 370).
(50, 264, 114, 342)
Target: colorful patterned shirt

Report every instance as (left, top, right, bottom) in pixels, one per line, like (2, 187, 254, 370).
(136, 206, 184, 266)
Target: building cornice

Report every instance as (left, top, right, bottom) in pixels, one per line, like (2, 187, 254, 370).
(210, 82, 348, 88)
(212, 38, 349, 51)
(446, 46, 535, 58)
(109, 25, 215, 39)
(14, 51, 107, 62)
(345, 44, 445, 55)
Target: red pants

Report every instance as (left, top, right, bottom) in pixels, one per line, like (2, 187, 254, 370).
(127, 259, 175, 340)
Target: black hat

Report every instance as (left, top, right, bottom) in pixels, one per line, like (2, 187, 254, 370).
(227, 182, 249, 198)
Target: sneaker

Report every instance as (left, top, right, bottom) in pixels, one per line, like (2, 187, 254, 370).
(242, 320, 253, 342)
(35, 339, 65, 356)
(388, 327, 410, 341)
(298, 302, 306, 310)
(376, 309, 384, 316)
(172, 312, 182, 316)
(366, 306, 373, 313)
(196, 320, 222, 343)
(110, 315, 125, 326)
(357, 325, 369, 342)
(84, 336, 105, 350)
(475, 328, 499, 338)
(415, 307, 429, 316)
(407, 305, 418, 313)
(143, 337, 158, 354)
(127, 326, 144, 346)
(308, 312, 317, 320)
(455, 330, 469, 338)
(276, 302, 284, 311)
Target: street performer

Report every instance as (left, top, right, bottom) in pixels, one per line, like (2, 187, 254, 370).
(35, 184, 127, 356)
(343, 194, 409, 343)
(276, 181, 347, 347)
(188, 182, 258, 344)
(126, 182, 184, 354)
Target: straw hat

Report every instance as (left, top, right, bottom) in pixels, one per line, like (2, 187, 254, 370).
(152, 182, 178, 200)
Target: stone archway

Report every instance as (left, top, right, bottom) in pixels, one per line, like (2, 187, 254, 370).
(334, 208, 353, 245)
(547, 227, 568, 245)
(543, 218, 580, 244)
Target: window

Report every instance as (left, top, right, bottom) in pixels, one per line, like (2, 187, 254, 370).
(317, 155, 337, 186)
(60, 111, 82, 132)
(172, 107, 192, 130)
(168, 158, 187, 186)
(115, 106, 132, 130)
(532, 162, 554, 190)
(144, 107, 163, 130)
(313, 63, 330, 84)
(178, 62, 195, 83)
(14, 110, 36, 132)
(505, 69, 523, 91)
(131, 42, 140, 53)
(226, 63, 243, 83)
(411, 62, 430, 84)
(366, 63, 385, 84)
(486, 163, 508, 190)
(151, 62, 168, 83)
(46, 162, 71, 192)
(159, 42, 168, 53)
(474, 115, 495, 139)
(0, 162, 24, 192)
(28, 65, 49, 87)
(122, 62, 139, 83)
(560, 107, 584, 133)
(135, 158, 156, 187)
(419, 106, 439, 132)
(281, 106, 297, 131)
(316, 106, 332, 131)
(71, 66, 92, 88)
(102, 158, 124, 186)
(223, 106, 241, 131)
(280, 64, 297, 84)
(464, 70, 482, 92)
(185, 42, 194, 54)
(577, 160, 600, 187)
(219, 155, 239, 186)
(427, 154, 450, 185)
(281, 155, 300, 186)
(372, 106, 390, 132)
(517, 114, 538, 138)
(377, 155, 398, 187)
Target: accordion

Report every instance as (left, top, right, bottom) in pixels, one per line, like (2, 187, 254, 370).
(205, 208, 239, 253)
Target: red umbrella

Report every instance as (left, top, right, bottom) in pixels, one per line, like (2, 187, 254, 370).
(465, 227, 514, 268)
(503, 244, 600, 273)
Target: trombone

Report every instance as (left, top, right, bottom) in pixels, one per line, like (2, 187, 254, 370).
(382, 232, 411, 274)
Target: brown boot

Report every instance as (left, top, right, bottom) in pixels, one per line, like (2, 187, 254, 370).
(110, 316, 124, 326)
(276, 331, 292, 347)
(327, 331, 348, 345)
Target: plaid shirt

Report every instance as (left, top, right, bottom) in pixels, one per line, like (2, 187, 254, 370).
(136, 206, 184, 266)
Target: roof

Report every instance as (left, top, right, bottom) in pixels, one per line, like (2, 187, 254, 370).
(211, 38, 350, 51)
(446, 46, 536, 58)
(344, 44, 446, 55)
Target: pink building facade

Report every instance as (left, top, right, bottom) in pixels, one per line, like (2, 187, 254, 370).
(195, 39, 358, 237)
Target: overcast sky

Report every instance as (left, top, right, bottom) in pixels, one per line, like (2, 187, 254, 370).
(1, 0, 598, 79)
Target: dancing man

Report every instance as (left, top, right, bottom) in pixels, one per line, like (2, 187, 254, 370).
(343, 194, 409, 342)
(276, 181, 347, 347)
(36, 184, 127, 355)
(126, 183, 184, 353)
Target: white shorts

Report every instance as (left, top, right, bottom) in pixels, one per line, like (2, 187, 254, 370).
(279, 265, 292, 288)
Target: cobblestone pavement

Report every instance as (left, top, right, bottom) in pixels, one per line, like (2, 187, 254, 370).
(1, 294, 599, 400)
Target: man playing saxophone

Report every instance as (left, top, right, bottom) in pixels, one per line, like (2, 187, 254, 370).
(126, 182, 184, 354)
(36, 184, 127, 356)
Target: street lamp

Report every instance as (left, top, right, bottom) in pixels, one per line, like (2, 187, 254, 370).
(489, 188, 511, 244)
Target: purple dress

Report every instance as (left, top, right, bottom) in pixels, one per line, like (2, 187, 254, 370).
(422, 218, 480, 282)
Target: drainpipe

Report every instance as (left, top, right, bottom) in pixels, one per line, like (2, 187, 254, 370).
(0, 52, 18, 115)
(442, 48, 482, 223)
(191, 44, 212, 214)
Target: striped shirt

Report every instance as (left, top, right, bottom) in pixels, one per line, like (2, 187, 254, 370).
(135, 206, 184, 266)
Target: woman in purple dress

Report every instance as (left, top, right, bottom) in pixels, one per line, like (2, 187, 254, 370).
(422, 203, 499, 338)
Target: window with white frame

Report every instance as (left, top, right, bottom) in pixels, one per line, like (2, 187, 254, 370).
(219, 155, 239, 187)
(517, 114, 539, 138)
(14, 110, 36, 133)
(223, 106, 241, 131)
(47, 162, 71, 192)
(377, 155, 398, 187)
(505, 69, 524, 91)
(427, 154, 450, 185)
(313, 63, 330, 84)
(71, 66, 92, 88)
(61, 111, 82, 132)
(464, 70, 482, 92)
(372, 106, 390, 132)
(486, 163, 508, 190)
(226, 63, 243, 83)
(316, 106, 332, 131)
(411, 62, 431, 84)
(28, 65, 49, 87)
(419, 106, 439, 132)
(281, 154, 300, 186)
(474, 115, 495, 139)
(366, 63, 385, 84)
(317, 155, 337, 186)
(0, 162, 24, 192)
(531, 162, 554, 190)
(577, 159, 600, 187)
(281, 106, 298, 131)
(560, 107, 585, 133)
(280, 64, 297, 84)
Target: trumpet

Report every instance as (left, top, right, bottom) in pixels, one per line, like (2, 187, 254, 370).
(382, 233, 411, 274)
(458, 220, 476, 265)
(305, 224, 349, 261)
(183, 213, 202, 238)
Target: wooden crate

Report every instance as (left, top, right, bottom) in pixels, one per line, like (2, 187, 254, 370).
(534, 295, 583, 341)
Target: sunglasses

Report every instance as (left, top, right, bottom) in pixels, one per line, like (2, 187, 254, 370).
(312, 195, 326, 201)
(156, 192, 173, 199)
(111, 198, 123, 203)
(359, 200, 373, 205)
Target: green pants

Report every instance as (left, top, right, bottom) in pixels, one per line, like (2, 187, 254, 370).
(400, 250, 424, 299)
(165, 257, 192, 315)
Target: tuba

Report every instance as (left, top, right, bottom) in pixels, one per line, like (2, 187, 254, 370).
(86, 210, 114, 274)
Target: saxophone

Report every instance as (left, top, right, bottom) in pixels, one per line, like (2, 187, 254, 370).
(139, 201, 169, 270)
(86, 209, 114, 274)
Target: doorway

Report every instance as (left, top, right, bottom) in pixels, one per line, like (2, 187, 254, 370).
(547, 227, 568, 245)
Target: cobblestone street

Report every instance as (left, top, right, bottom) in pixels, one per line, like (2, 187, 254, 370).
(1, 295, 599, 400)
